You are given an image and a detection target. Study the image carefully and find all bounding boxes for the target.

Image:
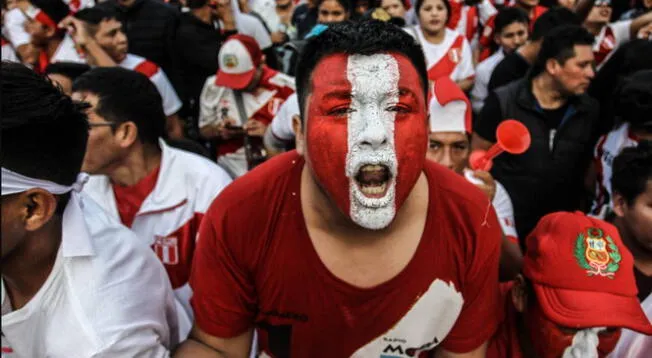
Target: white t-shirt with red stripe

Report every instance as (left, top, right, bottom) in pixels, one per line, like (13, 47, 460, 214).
(409, 27, 475, 83)
(593, 20, 631, 71)
(120, 54, 182, 116)
(448, 0, 497, 45)
(590, 122, 638, 218)
(1, 37, 19, 62)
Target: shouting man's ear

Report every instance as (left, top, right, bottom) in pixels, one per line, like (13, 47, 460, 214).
(22, 188, 58, 232)
(292, 114, 305, 156)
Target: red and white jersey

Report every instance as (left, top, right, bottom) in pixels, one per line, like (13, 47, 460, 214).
(269, 92, 299, 142)
(120, 53, 182, 116)
(410, 27, 475, 82)
(36, 35, 86, 74)
(3, 8, 31, 48)
(590, 122, 638, 218)
(593, 21, 631, 71)
(63, 0, 96, 13)
(1, 193, 177, 357)
(478, 5, 547, 61)
(83, 139, 232, 339)
(1, 37, 19, 62)
(448, 0, 497, 43)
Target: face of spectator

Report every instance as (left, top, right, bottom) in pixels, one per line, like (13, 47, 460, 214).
(47, 73, 73, 95)
(496, 21, 529, 54)
(418, 0, 448, 35)
(275, 0, 293, 7)
(381, 0, 406, 19)
(298, 52, 428, 230)
(318, 0, 348, 23)
(25, 20, 52, 47)
(615, 180, 652, 252)
(557, 0, 576, 10)
(426, 132, 468, 175)
(516, 0, 540, 8)
(93, 18, 128, 63)
(645, 0, 652, 9)
(586, 0, 612, 24)
(549, 45, 595, 96)
(354, 0, 370, 15)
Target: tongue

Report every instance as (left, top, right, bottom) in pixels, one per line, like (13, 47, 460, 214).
(358, 170, 387, 184)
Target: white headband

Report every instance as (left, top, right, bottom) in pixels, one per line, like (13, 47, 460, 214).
(1, 167, 88, 196)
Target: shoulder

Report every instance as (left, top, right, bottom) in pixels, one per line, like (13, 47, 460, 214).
(265, 69, 296, 92)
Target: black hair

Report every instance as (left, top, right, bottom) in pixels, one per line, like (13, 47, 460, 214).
(1, 61, 88, 214)
(45, 62, 92, 82)
(612, 141, 652, 205)
(186, 0, 210, 9)
(30, 0, 71, 25)
(530, 7, 580, 42)
(295, 20, 428, 123)
(494, 7, 530, 35)
(72, 67, 166, 146)
(415, 0, 451, 23)
(530, 24, 594, 78)
(317, 0, 353, 15)
(613, 70, 652, 132)
(74, 7, 117, 36)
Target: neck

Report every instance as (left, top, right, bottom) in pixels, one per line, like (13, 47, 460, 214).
(517, 41, 539, 64)
(45, 37, 63, 59)
(192, 6, 214, 25)
(108, 143, 162, 187)
(614, 217, 652, 273)
(583, 21, 606, 36)
(532, 74, 567, 109)
(422, 27, 446, 45)
(1, 218, 62, 310)
(276, 2, 292, 11)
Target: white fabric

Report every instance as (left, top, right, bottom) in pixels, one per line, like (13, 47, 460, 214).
(0, 192, 177, 357)
(83, 139, 232, 339)
(593, 21, 631, 70)
(4, 8, 30, 48)
(414, 27, 475, 82)
(470, 49, 504, 114)
(269, 92, 298, 142)
(1, 41, 19, 62)
(429, 99, 468, 133)
(609, 293, 652, 358)
(50, 35, 87, 65)
(119, 54, 182, 116)
(221, 0, 273, 50)
(252, 0, 282, 33)
(464, 169, 518, 240)
(219, 39, 255, 74)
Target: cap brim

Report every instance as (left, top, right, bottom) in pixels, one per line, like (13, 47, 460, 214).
(215, 69, 255, 90)
(534, 284, 652, 334)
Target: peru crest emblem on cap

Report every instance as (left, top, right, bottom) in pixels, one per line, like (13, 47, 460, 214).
(574, 227, 622, 279)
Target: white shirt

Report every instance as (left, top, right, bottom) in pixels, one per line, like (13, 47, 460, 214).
(49, 35, 87, 64)
(608, 293, 652, 358)
(470, 49, 505, 114)
(3, 9, 30, 48)
(83, 139, 232, 339)
(222, 0, 273, 50)
(1, 40, 19, 62)
(411, 27, 475, 82)
(593, 20, 631, 70)
(464, 169, 518, 240)
(1, 193, 178, 358)
(266, 92, 299, 145)
(120, 54, 182, 116)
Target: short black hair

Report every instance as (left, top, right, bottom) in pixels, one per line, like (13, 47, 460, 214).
(613, 70, 652, 132)
(295, 21, 428, 123)
(186, 0, 210, 9)
(530, 7, 580, 42)
(74, 7, 117, 36)
(45, 62, 92, 82)
(415, 0, 451, 23)
(612, 141, 652, 205)
(30, 0, 70, 25)
(72, 67, 166, 146)
(530, 24, 594, 78)
(317, 0, 353, 15)
(1, 62, 89, 187)
(494, 7, 530, 35)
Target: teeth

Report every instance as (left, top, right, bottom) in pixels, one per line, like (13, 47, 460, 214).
(361, 165, 386, 172)
(360, 182, 387, 195)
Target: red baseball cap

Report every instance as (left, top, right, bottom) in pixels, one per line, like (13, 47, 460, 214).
(215, 34, 263, 90)
(524, 211, 652, 334)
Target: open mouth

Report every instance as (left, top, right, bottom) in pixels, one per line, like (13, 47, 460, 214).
(354, 164, 392, 198)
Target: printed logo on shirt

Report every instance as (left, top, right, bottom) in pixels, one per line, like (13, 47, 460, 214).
(379, 336, 441, 357)
(224, 54, 239, 69)
(153, 235, 179, 265)
(267, 98, 284, 116)
(1, 345, 14, 357)
(574, 227, 621, 278)
(448, 48, 461, 64)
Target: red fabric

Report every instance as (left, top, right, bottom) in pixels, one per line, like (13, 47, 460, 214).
(447, 1, 464, 31)
(1, 37, 8, 46)
(190, 151, 503, 356)
(134, 60, 160, 78)
(479, 5, 547, 61)
(36, 50, 50, 74)
(465, 6, 479, 41)
(427, 34, 465, 81)
(112, 166, 160, 228)
(487, 282, 524, 358)
(594, 26, 615, 68)
(35, 10, 58, 29)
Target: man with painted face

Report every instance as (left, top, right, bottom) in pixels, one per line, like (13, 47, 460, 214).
(486, 211, 652, 358)
(175, 21, 503, 358)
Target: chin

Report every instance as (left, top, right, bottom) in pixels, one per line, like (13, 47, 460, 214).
(350, 205, 396, 230)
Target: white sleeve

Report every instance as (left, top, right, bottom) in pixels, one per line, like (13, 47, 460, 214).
(198, 77, 222, 129)
(237, 14, 273, 50)
(610, 20, 632, 48)
(470, 61, 490, 114)
(270, 93, 298, 141)
(477, 0, 498, 25)
(4, 9, 30, 48)
(151, 70, 182, 116)
(454, 38, 475, 82)
(492, 181, 518, 240)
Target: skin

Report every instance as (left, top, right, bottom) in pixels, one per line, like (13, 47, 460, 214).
(47, 73, 73, 95)
(516, 0, 540, 10)
(557, 0, 577, 10)
(318, 0, 349, 23)
(613, 180, 652, 275)
(418, 0, 448, 42)
(382, 0, 407, 19)
(495, 22, 529, 54)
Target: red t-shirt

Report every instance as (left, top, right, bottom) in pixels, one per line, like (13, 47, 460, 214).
(486, 282, 524, 358)
(112, 166, 160, 228)
(190, 151, 503, 356)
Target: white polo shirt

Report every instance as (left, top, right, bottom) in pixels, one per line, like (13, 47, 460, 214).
(1, 193, 178, 358)
(470, 49, 505, 114)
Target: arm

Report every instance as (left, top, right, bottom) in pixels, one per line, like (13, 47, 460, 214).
(60, 16, 117, 67)
(630, 11, 652, 39)
(456, 78, 475, 92)
(435, 342, 488, 358)
(174, 325, 253, 358)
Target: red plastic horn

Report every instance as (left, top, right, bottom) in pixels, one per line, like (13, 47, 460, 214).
(469, 119, 531, 171)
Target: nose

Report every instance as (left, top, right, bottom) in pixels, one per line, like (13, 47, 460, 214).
(439, 150, 455, 171)
(586, 65, 595, 79)
(359, 113, 388, 150)
(116, 31, 127, 45)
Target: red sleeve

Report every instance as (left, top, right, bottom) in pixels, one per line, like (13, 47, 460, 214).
(189, 203, 256, 338)
(440, 203, 503, 353)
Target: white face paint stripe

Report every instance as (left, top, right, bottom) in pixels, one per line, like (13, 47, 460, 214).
(345, 54, 400, 230)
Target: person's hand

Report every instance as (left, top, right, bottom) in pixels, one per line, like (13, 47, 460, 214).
(472, 170, 497, 201)
(270, 31, 287, 44)
(216, 0, 236, 28)
(59, 16, 92, 47)
(218, 117, 240, 140)
(244, 119, 266, 137)
(637, 22, 652, 40)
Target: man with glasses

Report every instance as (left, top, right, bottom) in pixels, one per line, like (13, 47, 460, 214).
(72, 67, 232, 340)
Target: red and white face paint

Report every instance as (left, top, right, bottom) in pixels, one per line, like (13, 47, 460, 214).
(305, 53, 427, 230)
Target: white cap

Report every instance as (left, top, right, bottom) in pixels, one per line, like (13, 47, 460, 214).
(428, 77, 472, 134)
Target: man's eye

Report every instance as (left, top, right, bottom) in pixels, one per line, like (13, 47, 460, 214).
(387, 105, 410, 114)
(328, 107, 354, 116)
(429, 141, 441, 149)
(453, 144, 468, 151)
